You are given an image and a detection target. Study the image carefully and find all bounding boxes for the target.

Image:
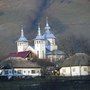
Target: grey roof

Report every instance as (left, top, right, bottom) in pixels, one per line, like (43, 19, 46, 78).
(62, 53, 90, 67)
(46, 50, 65, 55)
(35, 35, 45, 40)
(18, 36, 28, 42)
(0, 59, 41, 68)
(43, 30, 56, 39)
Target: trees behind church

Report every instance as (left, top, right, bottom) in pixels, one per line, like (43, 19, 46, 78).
(60, 33, 90, 56)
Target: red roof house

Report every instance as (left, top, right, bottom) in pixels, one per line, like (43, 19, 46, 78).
(9, 51, 37, 60)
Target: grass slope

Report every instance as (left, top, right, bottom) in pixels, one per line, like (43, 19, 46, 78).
(0, 0, 90, 57)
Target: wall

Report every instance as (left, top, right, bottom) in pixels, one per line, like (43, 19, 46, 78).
(0, 68, 41, 77)
(71, 66, 80, 76)
(60, 67, 71, 76)
(60, 66, 90, 76)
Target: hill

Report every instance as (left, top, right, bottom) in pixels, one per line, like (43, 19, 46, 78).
(0, 0, 90, 57)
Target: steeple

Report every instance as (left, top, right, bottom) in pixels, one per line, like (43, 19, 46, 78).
(45, 17, 50, 30)
(38, 24, 41, 36)
(18, 25, 28, 42)
(43, 17, 56, 39)
(21, 26, 24, 37)
(35, 24, 44, 40)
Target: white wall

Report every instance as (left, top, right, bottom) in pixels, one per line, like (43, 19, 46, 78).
(26, 46, 36, 54)
(47, 55, 65, 62)
(81, 66, 90, 76)
(1, 68, 41, 77)
(34, 40, 46, 59)
(47, 38, 57, 51)
(60, 66, 90, 76)
(71, 66, 80, 76)
(17, 42, 28, 52)
(60, 67, 71, 76)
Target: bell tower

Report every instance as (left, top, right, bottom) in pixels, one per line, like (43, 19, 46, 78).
(34, 24, 46, 59)
(16, 26, 28, 52)
(44, 17, 57, 51)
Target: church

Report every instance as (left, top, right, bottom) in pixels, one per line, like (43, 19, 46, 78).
(16, 18, 65, 61)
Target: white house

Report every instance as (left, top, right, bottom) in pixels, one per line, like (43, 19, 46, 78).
(60, 53, 90, 76)
(0, 59, 41, 78)
(16, 18, 65, 60)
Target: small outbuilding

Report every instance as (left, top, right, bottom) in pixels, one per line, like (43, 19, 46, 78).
(60, 53, 90, 76)
(0, 59, 41, 78)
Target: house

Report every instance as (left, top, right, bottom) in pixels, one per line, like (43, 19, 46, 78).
(16, 17, 65, 60)
(0, 59, 41, 78)
(60, 53, 90, 76)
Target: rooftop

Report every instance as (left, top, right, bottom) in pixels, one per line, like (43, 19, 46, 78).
(46, 50, 65, 55)
(9, 51, 30, 58)
(62, 53, 90, 67)
(0, 59, 41, 68)
(43, 30, 56, 39)
(17, 27, 28, 42)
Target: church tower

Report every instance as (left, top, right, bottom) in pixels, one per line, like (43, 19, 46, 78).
(43, 17, 57, 51)
(34, 24, 46, 59)
(16, 26, 28, 52)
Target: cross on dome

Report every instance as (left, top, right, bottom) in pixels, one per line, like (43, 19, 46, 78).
(45, 17, 51, 30)
(18, 25, 28, 42)
(38, 23, 41, 36)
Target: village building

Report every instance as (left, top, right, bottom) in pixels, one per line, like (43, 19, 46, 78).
(8, 51, 37, 60)
(16, 18, 65, 61)
(0, 59, 41, 78)
(60, 53, 90, 76)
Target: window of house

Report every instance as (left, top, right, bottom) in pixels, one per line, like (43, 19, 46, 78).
(37, 70, 40, 73)
(17, 70, 22, 74)
(24, 71, 26, 73)
(31, 70, 35, 74)
(9, 71, 12, 74)
(84, 68, 87, 71)
(28, 71, 30, 73)
(39, 41, 40, 43)
(4, 70, 8, 75)
(73, 68, 75, 72)
(62, 69, 66, 72)
(14, 70, 16, 73)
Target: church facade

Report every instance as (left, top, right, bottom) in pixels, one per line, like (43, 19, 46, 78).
(16, 18, 65, 61)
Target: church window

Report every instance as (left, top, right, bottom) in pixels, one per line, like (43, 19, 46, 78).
(37, 51, 39, 56)
(34, 41, 36, 44)
(19, 43, 21, 45)
(42, 51, 44, 58)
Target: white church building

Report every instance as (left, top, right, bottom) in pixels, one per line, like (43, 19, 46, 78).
(16, 18, 65, 61)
